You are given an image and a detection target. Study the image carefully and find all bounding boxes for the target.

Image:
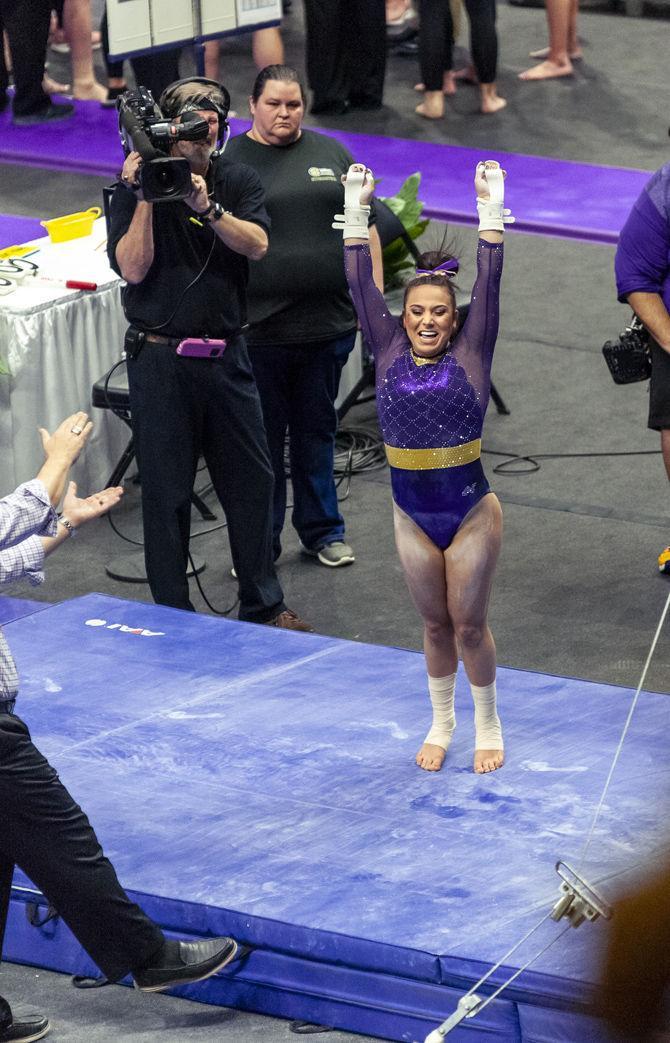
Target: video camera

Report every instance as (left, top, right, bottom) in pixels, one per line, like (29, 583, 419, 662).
(117, 86, 209, 203)
(602, 313, 652, 385)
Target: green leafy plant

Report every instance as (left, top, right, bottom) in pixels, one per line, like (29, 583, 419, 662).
(0, 359, 9, 376)
(377, 172, 429, 290)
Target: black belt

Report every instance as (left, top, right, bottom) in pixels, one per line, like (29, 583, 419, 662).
(144, 333, 182, 347)
(0, 698, 16, 714)
(143, 329, 246, 347)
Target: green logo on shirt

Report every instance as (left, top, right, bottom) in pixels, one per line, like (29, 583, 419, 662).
(308, 166, 338, 182)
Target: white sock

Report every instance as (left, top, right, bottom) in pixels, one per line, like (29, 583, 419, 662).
(424, 673, 457, 750)
(471, 680, 503, 750)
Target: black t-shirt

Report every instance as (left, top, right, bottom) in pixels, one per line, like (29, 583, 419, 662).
(107, 153, 270, 338)
(225, 130, 370, 345)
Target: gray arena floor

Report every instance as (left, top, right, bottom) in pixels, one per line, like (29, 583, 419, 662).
(2, 0, 670, 1038)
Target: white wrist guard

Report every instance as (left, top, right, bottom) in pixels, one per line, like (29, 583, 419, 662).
(476, 165, 514, 232)
(476, 199, 515, 232)
(334, 164, 372, 238)
(332, 205, 371, 239)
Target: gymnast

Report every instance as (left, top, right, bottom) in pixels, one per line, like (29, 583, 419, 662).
(334, 160, 512, 773)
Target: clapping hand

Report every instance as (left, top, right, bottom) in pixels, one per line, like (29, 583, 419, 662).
(39, 412, 93, 467)
(60, 481, 124, 530)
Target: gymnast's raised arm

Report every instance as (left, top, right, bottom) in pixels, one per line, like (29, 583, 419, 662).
(456, 161, 511, 364)
(335, 164, 399, 359)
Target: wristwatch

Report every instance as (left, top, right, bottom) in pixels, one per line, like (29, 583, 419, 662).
(58, 515, 77, 538)
(203, 201, 225, 223)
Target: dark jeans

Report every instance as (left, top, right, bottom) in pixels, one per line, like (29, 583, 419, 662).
(248, 332, 356, 557)
(0, 712, 165, 994)
(303, 0, 386, 108)
(0, 0, 51, 115)
(127, 335, 285, 623)
(419, 0, 498, 88)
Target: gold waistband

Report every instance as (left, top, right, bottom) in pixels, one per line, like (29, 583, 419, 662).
(384, 438, 481, 470)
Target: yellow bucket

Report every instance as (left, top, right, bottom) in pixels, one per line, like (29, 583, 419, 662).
(40, 207, 102, 244)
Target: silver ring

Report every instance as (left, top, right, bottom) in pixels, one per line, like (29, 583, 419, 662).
(71, 426, 83, 435)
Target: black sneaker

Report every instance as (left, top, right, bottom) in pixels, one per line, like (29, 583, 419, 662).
(133, 936, 239, 993)
(13, 103, 74, 126)
(0, 1015, 50, 1043)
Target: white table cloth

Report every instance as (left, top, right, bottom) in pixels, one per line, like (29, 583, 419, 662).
(0, 222, 129, 494)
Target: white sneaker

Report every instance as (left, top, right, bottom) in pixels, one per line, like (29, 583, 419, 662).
(301, 541, 355, 567)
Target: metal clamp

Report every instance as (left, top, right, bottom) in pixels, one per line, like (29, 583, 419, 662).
(424, 993, 482, 1042)
(550, 861, 612, 928)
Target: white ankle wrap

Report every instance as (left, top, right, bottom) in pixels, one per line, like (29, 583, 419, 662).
(471, 680, 503, 749)
(424, 673, 457, 750)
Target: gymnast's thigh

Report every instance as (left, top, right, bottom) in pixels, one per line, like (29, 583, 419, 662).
(444, 492, 503, 624)
(392, 502, 449, 624)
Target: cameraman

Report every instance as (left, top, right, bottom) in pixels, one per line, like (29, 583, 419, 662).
(107, 78, 312, 630)
(615, 162, 670, 572)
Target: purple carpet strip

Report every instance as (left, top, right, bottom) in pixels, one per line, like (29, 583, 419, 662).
(0, 100, 650, 245)
(0, 214, 46, 250)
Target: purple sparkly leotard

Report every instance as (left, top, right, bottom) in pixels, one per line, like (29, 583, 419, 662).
(344, 239, 503, 550)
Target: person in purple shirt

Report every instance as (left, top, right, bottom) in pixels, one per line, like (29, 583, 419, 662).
(0, 412, 240, 1043)
(336, 160, 513, 775)
(615, 162, 670, 573)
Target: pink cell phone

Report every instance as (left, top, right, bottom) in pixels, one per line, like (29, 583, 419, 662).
(176, 337, 227, 358)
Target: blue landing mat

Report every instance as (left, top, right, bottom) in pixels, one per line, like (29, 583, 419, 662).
(3, 593, 666, 1041)
(0, 596, 50, 625)
(0, 99, 650, 244)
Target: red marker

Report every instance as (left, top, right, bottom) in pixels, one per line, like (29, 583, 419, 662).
(34, 275, 98, 291)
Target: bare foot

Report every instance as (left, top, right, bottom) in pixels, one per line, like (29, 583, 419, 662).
(518, 59, 574, 81)
(480, 87, 507, 114)
(529, 45, 582, 60)
(416, 742, 447, 771)
(474, 748, 504, 773)
(414, 72, 456, 95)
(43, 72, 71, 95)
(416, 90, 444, 119)
(73, 80, 109, 103)
(443, 71, 457, 95)
(453, 64, 478, 84)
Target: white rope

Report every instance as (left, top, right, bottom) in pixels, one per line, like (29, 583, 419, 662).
(460, 911, 553, 1000)
(578, 586, 670, 872)
(474, 923, 572, 1014)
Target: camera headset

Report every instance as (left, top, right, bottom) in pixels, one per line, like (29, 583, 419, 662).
(158, 77, 231, 155)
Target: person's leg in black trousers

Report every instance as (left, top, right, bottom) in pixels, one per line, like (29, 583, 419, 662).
(0, 715, 166, 981)
(462, 0, 506, 112)
(0, 0, 72, 121)
(100, 9, 126, 103)
(198, 341, 287, 623)
(416, 0, 453, 118)
(130, 49, 181, 100)
(0, 12, 8, 109)
(347, 0, 387, 109)
(246, 343, 293, 562)
(0, 858, 26, 1039)
(302, 0, 349, 114)
(127, 344, 201, 612)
